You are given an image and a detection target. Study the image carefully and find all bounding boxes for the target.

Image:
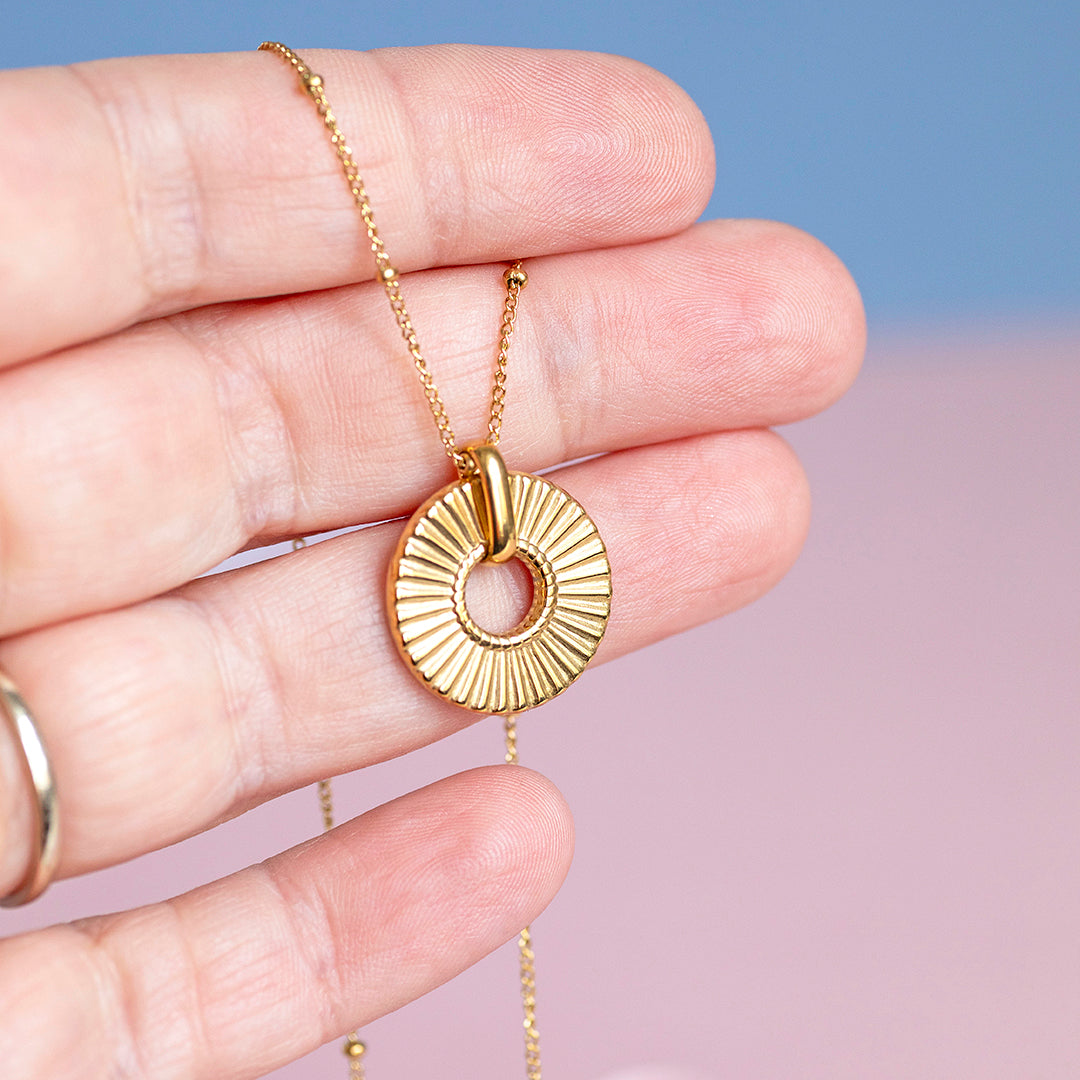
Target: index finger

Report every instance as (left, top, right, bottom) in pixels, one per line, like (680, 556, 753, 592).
(0, 45, 714, 365)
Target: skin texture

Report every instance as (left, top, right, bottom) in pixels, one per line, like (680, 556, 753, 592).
(0, 45, 864, 1079)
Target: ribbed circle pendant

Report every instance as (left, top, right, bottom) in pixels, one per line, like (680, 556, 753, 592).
(388, 472, 612, 713)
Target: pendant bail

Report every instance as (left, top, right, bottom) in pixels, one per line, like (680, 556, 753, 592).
(463, 445, 517, 563)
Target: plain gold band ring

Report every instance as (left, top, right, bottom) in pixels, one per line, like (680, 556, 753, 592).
(0, 669, 60, 907)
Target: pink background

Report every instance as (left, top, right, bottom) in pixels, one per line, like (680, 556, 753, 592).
(7, 325, 1080, 1078)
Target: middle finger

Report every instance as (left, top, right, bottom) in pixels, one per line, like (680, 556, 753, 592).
(0, 219, 861, 635)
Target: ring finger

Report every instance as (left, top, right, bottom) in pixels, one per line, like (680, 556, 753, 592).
(0, 426, 809, 890)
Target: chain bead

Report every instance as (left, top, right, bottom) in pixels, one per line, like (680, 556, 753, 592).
(504, 266, 528, 289)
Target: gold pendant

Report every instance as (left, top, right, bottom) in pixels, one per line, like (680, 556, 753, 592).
(388, 447, 612, 713)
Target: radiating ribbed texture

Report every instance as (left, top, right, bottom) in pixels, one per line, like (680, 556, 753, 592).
(389, 473, 612, 713)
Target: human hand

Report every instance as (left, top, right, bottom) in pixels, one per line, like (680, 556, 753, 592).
(0, 45, 863, 1077)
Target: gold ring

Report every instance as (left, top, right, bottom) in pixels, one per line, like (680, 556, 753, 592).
(0, 670, 60, 907)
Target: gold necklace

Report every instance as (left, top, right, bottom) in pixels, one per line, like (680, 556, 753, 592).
(260, 42, 613, 1078)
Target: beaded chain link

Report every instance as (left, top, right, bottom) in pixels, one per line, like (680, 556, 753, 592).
(505, 716, 542, 1079)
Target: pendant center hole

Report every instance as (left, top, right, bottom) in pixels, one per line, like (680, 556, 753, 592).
(465, 557, 535, 635)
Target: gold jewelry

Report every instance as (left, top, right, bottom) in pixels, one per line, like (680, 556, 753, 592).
(0, 670, 60, 907)
(261, 41, 612, 1078)
(389, 468, 610, 712)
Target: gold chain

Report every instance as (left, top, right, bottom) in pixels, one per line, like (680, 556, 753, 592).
(489, 277, 523, 446)
(294, 539, 368, 1076)
(258, 41, 526, 477)
(504, 715, 542, 1079)
(325, 770, 367, 1079)
(269, 46, 542, 1079)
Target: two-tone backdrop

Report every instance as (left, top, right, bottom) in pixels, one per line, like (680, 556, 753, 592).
(3, 4, 1078, 1078)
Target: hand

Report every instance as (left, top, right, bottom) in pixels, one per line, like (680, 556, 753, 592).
(0, 45, 863, 1077)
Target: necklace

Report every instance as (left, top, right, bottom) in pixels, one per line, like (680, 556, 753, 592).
(260, 42, 613, 1078)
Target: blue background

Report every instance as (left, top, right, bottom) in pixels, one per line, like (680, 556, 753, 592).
(4, 0, 1078, 327)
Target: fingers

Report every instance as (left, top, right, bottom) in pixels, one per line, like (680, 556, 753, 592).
(0, 219, 862, 635)
(0, 428, 809, 887)
(0, 46, 714, 365)
(0, 766, 573, 1080)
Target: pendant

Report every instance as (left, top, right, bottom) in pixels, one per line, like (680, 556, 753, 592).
(388, 447, 612, 713)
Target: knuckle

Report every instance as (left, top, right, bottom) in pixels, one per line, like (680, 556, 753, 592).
(65, 60, 197, 313)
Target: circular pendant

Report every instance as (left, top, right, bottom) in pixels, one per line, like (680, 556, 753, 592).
(388, 472, 612, 713)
